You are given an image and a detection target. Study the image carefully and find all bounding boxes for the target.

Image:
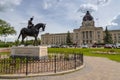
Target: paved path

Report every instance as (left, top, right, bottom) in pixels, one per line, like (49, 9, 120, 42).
(1, 56, 120, 80)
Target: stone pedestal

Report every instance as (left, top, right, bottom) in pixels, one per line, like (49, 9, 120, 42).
(11, 46, 48, 59)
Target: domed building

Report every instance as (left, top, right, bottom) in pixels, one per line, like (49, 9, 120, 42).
(41, 11, 120, 47)
(73, 11, 103, 46)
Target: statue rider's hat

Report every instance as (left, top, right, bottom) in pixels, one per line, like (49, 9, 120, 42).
(30, 16, 34, 20)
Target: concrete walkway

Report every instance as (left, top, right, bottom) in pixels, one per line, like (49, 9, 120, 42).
(1, 56, 120, 80)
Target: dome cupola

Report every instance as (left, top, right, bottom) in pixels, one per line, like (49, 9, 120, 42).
(83, 11, 93, 21)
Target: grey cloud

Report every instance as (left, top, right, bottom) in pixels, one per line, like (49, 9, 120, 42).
(108, 14, 120, 30)
(0, 0, 22, 12)
(97, 0, 110, 6)
(42, 0, 61, 10)
(112, 15, 120, 25)
(77, 3, 98, 13)
(77, 0, 110, 13)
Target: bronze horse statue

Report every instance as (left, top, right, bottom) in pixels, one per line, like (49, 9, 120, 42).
(18, 23, 46, 46)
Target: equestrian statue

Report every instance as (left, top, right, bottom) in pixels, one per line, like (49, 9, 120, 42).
(18, 17, 46, 46)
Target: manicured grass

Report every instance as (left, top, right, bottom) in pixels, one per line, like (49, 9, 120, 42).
(0, 52, 10, 55)
(48, 48, 120, 62)
(1, 48, 120, 62)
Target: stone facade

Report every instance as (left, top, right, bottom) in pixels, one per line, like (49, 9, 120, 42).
(41, 33, 73, 45)
(41, 11, 120, 46)
(109, 30, 120, 43)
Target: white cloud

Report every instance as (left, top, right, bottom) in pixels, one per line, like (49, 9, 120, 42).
(97, 0, 110, 6)
(42, 0, 61, 10)
(43, 0, 52, 9)
(0, 0, 22, 12)
(108, 14, 120, 30)
(78, 3, 98, 13)
(112, 14, 120, 25)
(84, 0, 110, 6)
(77, 0, 111, 13)
(111, 22, 118, 26)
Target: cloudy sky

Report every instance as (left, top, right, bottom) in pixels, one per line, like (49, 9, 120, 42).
(0, 0, 120, 42)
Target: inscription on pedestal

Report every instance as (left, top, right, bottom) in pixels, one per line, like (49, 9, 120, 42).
(11, 46, 48, 58)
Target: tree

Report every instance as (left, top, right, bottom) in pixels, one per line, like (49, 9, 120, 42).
(0, 19, 16, 36)
(104, 27, 113, 44)
(0, 19, 16, 42)
(66, 31, 72, 45)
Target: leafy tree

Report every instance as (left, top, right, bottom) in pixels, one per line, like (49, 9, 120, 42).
(66, 31, 72, 45)
(0, 19, 16, 36)
(0, 19, 16, 42)
(104, 27, 113, 44)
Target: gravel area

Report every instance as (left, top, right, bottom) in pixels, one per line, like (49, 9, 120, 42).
(1, 56, 120, 80)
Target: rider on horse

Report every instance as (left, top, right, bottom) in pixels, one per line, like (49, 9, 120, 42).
(27, 16, 34, 29)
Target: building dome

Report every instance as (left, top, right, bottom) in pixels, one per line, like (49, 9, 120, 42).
(83, 11, 93, 21)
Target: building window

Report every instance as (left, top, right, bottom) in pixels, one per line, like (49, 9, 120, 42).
(90, 40, 92, 43)
(97, 31, 100, 39)
(98, 35, 100, 39)
(76, 33, 78, 39)
(86, 31, 88, 39)
(86, 40, 88, 43)
(98, 40, 101, 43)
(90, 31, 92, 38)
(83, 40, 85, 44)
(82, 32, 85, 39)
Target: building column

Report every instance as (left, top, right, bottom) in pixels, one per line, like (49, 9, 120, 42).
(84, 31, 86, 44)
(90, 31, 92, 44)
(92, 31, 95, 43)
(82, 31, 84, 44)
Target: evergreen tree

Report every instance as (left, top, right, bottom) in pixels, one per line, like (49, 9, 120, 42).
(66, 31, 72, 45)
(104, 27, 113, 44)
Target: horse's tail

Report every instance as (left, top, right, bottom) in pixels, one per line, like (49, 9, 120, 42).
(17, 31, 21, 40)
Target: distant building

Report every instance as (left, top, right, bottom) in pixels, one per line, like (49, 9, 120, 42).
(41, 33, 73, 45)
(73, 11, 103, 46)
(41, 11, 120, 46)
(109, 30, 120, 43)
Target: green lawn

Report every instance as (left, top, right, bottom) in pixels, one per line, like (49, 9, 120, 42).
(0, 52, 10, 55)
(48, 48, 120, 62)
(1, 48, 120, 62)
